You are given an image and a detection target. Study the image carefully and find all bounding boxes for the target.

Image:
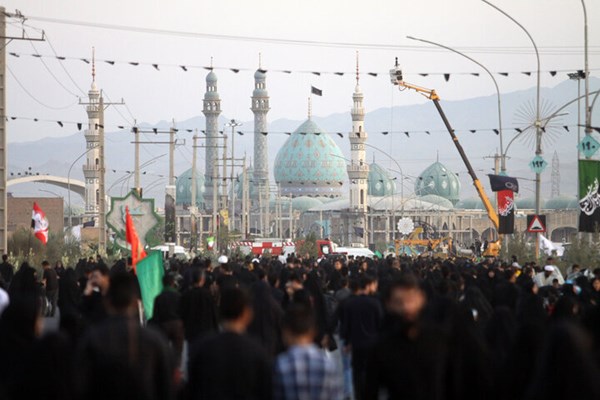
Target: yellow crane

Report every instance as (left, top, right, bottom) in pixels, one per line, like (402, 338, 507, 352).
(389, 59, 500, 256)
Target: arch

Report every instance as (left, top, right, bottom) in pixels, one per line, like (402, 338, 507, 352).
(7, 175, 86, 199)
(551, 226, 577, 243)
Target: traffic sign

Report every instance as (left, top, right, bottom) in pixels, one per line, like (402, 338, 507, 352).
(579, 135, 600, 158)
(529, 156, 547, 174)
(526, 214, 547, 233)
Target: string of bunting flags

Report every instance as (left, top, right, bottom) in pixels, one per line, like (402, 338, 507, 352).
(5, 115, 598, 137)
(8, 50, 600, 80)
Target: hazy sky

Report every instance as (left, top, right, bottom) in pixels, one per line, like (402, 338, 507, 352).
(4, 0, 599, 142)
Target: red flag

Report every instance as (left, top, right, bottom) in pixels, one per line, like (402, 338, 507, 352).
(125, 206, 147, 271)
(31, 202, 49, 245)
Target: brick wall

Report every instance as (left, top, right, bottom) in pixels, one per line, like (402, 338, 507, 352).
(8, 197, 64, 235)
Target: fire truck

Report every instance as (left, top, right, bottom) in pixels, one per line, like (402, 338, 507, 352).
(230, 239, 296, 257)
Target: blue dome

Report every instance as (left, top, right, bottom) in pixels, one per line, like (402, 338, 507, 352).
(206, 70, 217, 83)
(415, 161, 461, 205)
(456, 196, 497, 210)
(176, 168, 205, 208)
(368, 163, 396, 197)
(545, 195, 578, 210)
(515, 196, 545, 210)
(274, 119, 347, 197)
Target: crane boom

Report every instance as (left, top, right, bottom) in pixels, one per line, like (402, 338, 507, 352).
(389, 60, 499, 231)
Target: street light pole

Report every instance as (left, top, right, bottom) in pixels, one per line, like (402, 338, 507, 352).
(582, 0, 591, 139)
(407, 35, 505, 172)
(68, 147, 95, 229)
(482, 0, 541, 257)
(225, 119, 242, 232)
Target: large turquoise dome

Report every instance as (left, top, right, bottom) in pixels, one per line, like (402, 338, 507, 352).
(368, 163, 396, 197)
(274, 119, 347, 197)
(176, 168, 205, 208)
(415, 161, 461, 205)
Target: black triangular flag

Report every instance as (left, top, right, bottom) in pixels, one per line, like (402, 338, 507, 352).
(311, 86, 322, 96)
(237, 131, 244, 135)
(336, 133, 343, 138)
(404, 132, 410, 137)
(515, 128, 522, 133)
(444, 74, 450, 82)
(133, 127, 139, 133)
(81, 58, 89, 64)
(471, 73, 480, 76)
(563, 126, 569, 132)
(470, 130, 476, 133)
(285, 132, 291, 136)
(522, 72, 531, 76)
(152, 64, 159, 70)
(381, 131, 389, 135)
(425, 131, 431, 135)
(261, 132, 268, 136)
(153, 128, 158, 134)
(180, 66, 188, 71)
(493, 129, 499, 135)
(57, 121, 63, 127)
(368, 72, 377, 77)
(550, 71, 557, 76)
(129, 62, 139, 66)
(420, 73, 429, 77)
(334, 72, 344, 76)
(56, 56, 65, 60)
(499, 72, 509, 76)
(77, 123, 82, 130)
(312, 72, 321, 76)
(230, 69, 239, 73)
(118, 125, 124, 129)
(105, 60, 115, 65)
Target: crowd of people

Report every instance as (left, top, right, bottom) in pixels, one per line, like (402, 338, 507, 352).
(1, 251, 600, 399)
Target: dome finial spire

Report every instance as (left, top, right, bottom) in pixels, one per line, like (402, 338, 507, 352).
(210, 56, 213, 69)
(356, 50, 359, 85)
(258, 52, 262, 69)
(92, 46, 96, 83)
(436, 150, 439, 162)
(308, 96, 312, 120)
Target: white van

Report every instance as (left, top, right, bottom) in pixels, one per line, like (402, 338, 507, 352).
(150, 245, 190, 260)
(335, 247, 376, 259)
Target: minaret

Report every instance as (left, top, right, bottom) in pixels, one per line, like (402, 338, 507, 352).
(83, 48, 101, 216)
(251, 54, 270, 201)
(348, 53, 369, 212)
(203, 65, 221, 210)
(348, 53, 369, 245)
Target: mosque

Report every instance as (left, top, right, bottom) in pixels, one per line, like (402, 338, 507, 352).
(171, 59, 579, 251)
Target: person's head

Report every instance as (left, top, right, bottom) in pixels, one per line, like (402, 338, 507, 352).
(544, 265, 555, 278)
(90, 263, 110, 294)
(191, 268, 205, 287)
(162, 272, 178, 289)
(333, 259, 343, 271)
(552, 278, 560, 289)
(41, 260, 50, 270)
(106, 272, 139, 315)
(281, 304, 316, 347)
(383, 275, 426, 323)
(572, 264, 581, 273)
(358, 274, 377, 295)
(219, 287, 253, 332)
(592, 277, 600, 292)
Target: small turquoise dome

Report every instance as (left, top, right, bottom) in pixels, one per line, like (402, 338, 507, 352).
(368, 163, 396, 197)
(545, 195, 578, 210)
(415, 161, 461, 205)
(176, 168, 205, 208)
(274, 119, 347, 197)
(292, 196, 324, 212)
(515, 196, 545, 210)
(206, 70, 217, 83)
(456, 196, 497, 210)
(419, 194, 454, 209)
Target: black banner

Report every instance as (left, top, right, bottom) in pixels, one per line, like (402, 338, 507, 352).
(489, 174, 519, 193)
(497, 190, 515, 234)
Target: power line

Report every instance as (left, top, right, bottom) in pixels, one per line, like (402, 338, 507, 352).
(7, 65, 78, 110)
(25, 15, 600, 55)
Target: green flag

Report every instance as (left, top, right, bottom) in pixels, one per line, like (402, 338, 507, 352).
(579, 160, 600, 232)
(136, 251, 164, 320)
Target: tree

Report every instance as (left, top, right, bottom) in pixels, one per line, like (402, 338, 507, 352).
(295, 232, 318, 259)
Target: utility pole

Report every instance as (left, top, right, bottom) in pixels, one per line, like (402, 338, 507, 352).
(133, 122, 140, 195)
(130, 124, 182, 248)
(190, 132, 198, 253)
(0, 9, 44, 254)
(225, 119, 242, 232)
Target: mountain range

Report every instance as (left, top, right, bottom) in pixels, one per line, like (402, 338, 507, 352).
(8, 77, 600, 207)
